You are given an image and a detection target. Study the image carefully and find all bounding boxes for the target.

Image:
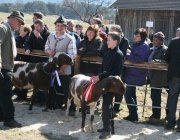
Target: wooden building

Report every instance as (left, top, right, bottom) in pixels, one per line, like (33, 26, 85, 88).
(110, 0, 180, 45)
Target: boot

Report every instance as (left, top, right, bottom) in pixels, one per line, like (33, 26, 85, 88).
(99, 131, 111, 139)
(4, 119, 22, 128)
(97, 128, 105, 132)
(102, 105, 111, 132)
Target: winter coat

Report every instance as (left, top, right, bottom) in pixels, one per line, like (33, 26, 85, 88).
(77, 36, 102, 57)
(25, 27, 50, 51)
(15, 35, 31, 62)
(25, 27, 50, 63)
(125, 40, 150, 86)
(148, 44, 168, 87)
(98, 46, 124, 80)
(164, 37, 180, 80)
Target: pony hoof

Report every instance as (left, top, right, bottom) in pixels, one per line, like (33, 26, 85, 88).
(42, 108, 48, 112)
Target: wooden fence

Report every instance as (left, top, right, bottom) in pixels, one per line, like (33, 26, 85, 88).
(17, 48, 168, 75)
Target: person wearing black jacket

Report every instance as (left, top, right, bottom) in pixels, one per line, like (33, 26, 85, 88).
(14, 24, 32, 101)
(100, 25, 129, 115)
(164, 37, 180, 132)
(25, 19, 50, 63)
(24, 19, 50, 105)
(93, 32, 124, 139)
(76, 24, 103, 75)
(15, 24, 32, 62)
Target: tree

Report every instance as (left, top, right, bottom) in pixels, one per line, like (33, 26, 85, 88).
(47, 2, 59, 15)
(60, 0, 111, 24)
(9, 0, 24, 11)
(0, 3, 13, 13)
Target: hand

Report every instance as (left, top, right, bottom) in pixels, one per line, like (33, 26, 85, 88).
(25, 49, 30, 55)
(34, 30, 40, 38)
(46, 49, 56, 56)
(79, 47, 83, 51)
(58, 65, 68, 74)
(93, 76, 99, 83)
(149, 60, 155, 66)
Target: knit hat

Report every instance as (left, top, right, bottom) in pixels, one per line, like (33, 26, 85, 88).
(54, 15, 68, 26)
(8, 11, 25, 25)
(154, 31, 165, 41)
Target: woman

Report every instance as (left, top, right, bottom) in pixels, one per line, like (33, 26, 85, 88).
(124, 28, 149, 122)
(147, 32, 168, 124)
(15, 24, 32, 62)
(75, 24, 103, 75)
(93, 32, 124, 139)
(14, 24, 32, 101)
(45, 15, 76, 113)
(77, 24, 102, 56)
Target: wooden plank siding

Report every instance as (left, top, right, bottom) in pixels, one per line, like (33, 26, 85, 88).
(116, 10, 180, 45)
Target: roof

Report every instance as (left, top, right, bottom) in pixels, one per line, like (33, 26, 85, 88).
(109, 0, 180, 11)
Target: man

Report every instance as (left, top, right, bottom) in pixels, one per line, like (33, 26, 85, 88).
(67, 20, 81, 46)
(149, 30, 154, 42)
(75, 23, 84, 39)
(25, 19, 50, 104)
(0, 11, 25, 128)
(164, 35, 180, 132)
(91, 18, 107, 41)
(31, 12, 49, 31)
(96, 15, 109, 34)
(45, 15, 76, 115)
(176, 28, 180, 37)
(25, 19, 50, 63)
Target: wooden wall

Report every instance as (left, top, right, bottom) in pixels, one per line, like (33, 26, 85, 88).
(116, 9, 180, 45)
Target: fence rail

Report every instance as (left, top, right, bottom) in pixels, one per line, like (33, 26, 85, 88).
(17, 48, 168, 74)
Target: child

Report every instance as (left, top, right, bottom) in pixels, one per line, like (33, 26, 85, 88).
(93, 32, 124, 139)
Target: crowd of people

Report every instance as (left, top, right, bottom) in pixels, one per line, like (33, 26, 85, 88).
(0, 10, 180, 139)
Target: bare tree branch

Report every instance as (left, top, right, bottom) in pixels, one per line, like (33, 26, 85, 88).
(60, 0, 110, 24)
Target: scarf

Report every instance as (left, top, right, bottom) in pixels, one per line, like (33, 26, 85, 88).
(82, 76, 96, 102)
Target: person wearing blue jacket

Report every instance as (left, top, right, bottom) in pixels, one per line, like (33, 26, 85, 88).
(124, 28, 150, 122)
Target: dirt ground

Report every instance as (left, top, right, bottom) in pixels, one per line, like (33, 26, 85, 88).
(0, 86, 180, 140)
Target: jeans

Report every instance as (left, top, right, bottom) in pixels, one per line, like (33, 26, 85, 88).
(102, 92, 114, 132)
(114, 93, 123, 112)
(49, 75, 75, 111)
(151, 88, 162, 119)
(124, 86, 138, 119)
(0, 69, 14, 121)
(167, 77, 180, 128)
